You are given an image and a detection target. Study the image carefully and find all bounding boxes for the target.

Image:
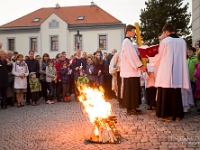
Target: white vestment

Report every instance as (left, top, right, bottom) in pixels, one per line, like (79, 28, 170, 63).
(149, 37, 194, 111)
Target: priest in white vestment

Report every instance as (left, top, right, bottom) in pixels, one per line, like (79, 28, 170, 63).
(148, 24, 189, 121)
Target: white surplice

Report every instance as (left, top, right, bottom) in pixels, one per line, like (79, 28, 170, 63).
(149, 36, 194, 111)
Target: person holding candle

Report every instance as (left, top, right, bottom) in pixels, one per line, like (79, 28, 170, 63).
(94, 52, 104, 87)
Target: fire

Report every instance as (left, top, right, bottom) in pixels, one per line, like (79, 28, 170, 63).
(78, 86, 111, 124)
(78, 86, 121, 143)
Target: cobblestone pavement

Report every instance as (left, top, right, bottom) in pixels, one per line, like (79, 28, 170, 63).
(0, 97, 200, 150)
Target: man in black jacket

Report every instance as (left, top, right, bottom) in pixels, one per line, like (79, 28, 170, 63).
(104, 49, 117, 99)
(25, 50, 40, 105)
(0, 50, 12, 109)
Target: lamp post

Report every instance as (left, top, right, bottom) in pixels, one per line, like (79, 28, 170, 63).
(75, 30, 81, 49)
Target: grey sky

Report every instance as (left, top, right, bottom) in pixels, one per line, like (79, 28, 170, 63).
(0, 0, 192, 26)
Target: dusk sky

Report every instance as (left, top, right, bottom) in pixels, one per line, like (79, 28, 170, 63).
(0, 0, 192, 26)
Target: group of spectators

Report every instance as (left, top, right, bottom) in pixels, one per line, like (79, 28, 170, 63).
(0, 43, 118, 109)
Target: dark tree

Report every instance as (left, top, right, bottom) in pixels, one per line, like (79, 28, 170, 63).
(140, 0, 191, 46)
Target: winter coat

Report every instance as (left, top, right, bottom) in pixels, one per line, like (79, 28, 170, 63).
(104, 54, 113, 75)
(60, 68, 70, 84)
(0, 59, 12, 88)
(29, 77, 41, 92)
(46, 66, 57, 83)
(187, 55, 198, 82)
(12, 61, 29, 89)
(85, 63, 97, 81)
(55, 60, 69, 81)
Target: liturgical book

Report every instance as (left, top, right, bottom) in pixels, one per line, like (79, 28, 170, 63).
(138, 44, 159, 58)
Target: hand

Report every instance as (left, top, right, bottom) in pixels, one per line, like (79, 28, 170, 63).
(98, 72, 101, 76)
(139, 65, 146, 72)
(58, 79, 61, 82)
(31, 90, 34, 93)
(146, 55, 150, 60)
(75, 67, 79, 71)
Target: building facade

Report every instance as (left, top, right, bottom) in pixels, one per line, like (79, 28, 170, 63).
(0, 4, 125, 58)
(192, 0, 200, 46)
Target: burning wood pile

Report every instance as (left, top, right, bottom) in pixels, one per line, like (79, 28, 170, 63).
(78, 86, 121, 144)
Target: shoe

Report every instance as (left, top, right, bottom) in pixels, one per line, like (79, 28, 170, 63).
(50, 100, 54, 104)
(20, 103, 24, 107)
(26, 101, 31, 105)
(35, 101, 39, 105)
(127, 108, 142, 115)
(17, 103, 21, 107)
(159, 117, 173, 122)
(175, 117, 181, 122)
(46, 100, 51, 104)
(1, 105, 7, 109)
(146, 106, 152, 110)
(32, 102, 37, 106)
(197, 108, 200, 113)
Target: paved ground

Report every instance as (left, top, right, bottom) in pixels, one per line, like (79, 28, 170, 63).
(0, 96, 200, 150)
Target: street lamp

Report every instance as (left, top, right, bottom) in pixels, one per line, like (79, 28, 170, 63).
(75, 30, 81, 49)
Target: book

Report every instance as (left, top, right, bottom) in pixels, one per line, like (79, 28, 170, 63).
(138, 44, 159, 58)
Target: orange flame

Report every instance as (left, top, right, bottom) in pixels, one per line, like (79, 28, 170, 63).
(79, 86, 111, 125)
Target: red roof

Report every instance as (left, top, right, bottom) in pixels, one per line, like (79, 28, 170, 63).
(0, 5, 121, 28)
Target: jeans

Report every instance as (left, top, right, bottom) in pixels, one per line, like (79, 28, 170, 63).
(96, 74, 104, 86)
(47, 82, 55, 100)
(40, 80, 48, 101)
(31, 92, 40, 102)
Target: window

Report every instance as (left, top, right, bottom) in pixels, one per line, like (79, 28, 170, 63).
(33, 18, 40, 22)
(99, 35, 107, 50)
(77, 16, 84, 20)
(49, 19, 59, 28)
(74, 35, 82, 50)
(50, 36, 58, 51)
(30, 38, 37, 52)
(8, 39, 15, 51)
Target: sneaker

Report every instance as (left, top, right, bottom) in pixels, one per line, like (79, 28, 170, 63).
(32, 102, 37, 106)
(46, 100, 51, 104)
(35, 101, 40, 105)
(50, 100, 54, 104)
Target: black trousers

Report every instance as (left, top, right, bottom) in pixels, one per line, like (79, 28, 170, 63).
(26, 77, 31, 103)
(0, 87, 7, 106)
(40, 80, 48, 101)
(146, 87, 157, 107)
(56, 82, 62, 101)
(123, 77, 141, 110)
(104, 74, 115, 98)
(117, 72, 122, 105)
(31, 92, 40, 102)
(156, 87, 184, 119)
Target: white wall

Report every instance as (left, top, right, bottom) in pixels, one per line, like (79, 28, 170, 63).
(68, 28, 124, 56)
(192, 0, 200, 45)
(40, 13, 68, 58)
(0, 31, 40, 56)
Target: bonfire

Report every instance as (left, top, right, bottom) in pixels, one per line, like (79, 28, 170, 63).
(78, 86, 121, 144)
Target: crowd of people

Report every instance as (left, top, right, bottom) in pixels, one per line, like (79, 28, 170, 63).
(0, 23, 200, 123)
(0, 43, 117, 108)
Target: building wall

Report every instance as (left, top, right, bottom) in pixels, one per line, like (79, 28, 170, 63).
(192, 0, 200, 45)
(68, 28, 124, 56)
(40, 13, 68, 58)
(0, 31, 40, 56)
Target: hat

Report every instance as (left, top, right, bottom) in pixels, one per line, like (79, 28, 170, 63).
(29, 72, 36, 75)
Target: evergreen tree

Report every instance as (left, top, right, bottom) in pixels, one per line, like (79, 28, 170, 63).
(140, 0, 191, 46)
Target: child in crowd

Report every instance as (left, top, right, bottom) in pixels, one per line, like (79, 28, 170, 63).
(60, 63, 71, 102)
(143, 63, 157, 110)
(29, 72, 42, 106)
(46, 60, 57, 104)
(76, 70, 89, 101)
(187, 47, 198, 99)
(85, 57, 97, 88)
(193, 52, 200, 112)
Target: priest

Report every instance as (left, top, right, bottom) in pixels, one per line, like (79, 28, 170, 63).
(148, 24, 189, 121)
(120, 25, 146, 114)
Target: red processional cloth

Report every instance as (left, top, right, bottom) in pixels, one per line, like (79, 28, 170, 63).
(138, 44, 159, 58)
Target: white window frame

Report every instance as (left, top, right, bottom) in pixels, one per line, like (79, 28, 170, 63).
(6, 37, 15, 51)
(49, 35, 59, 51)
(29, 37, 38, 52)
(98, 34, 108, 50)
